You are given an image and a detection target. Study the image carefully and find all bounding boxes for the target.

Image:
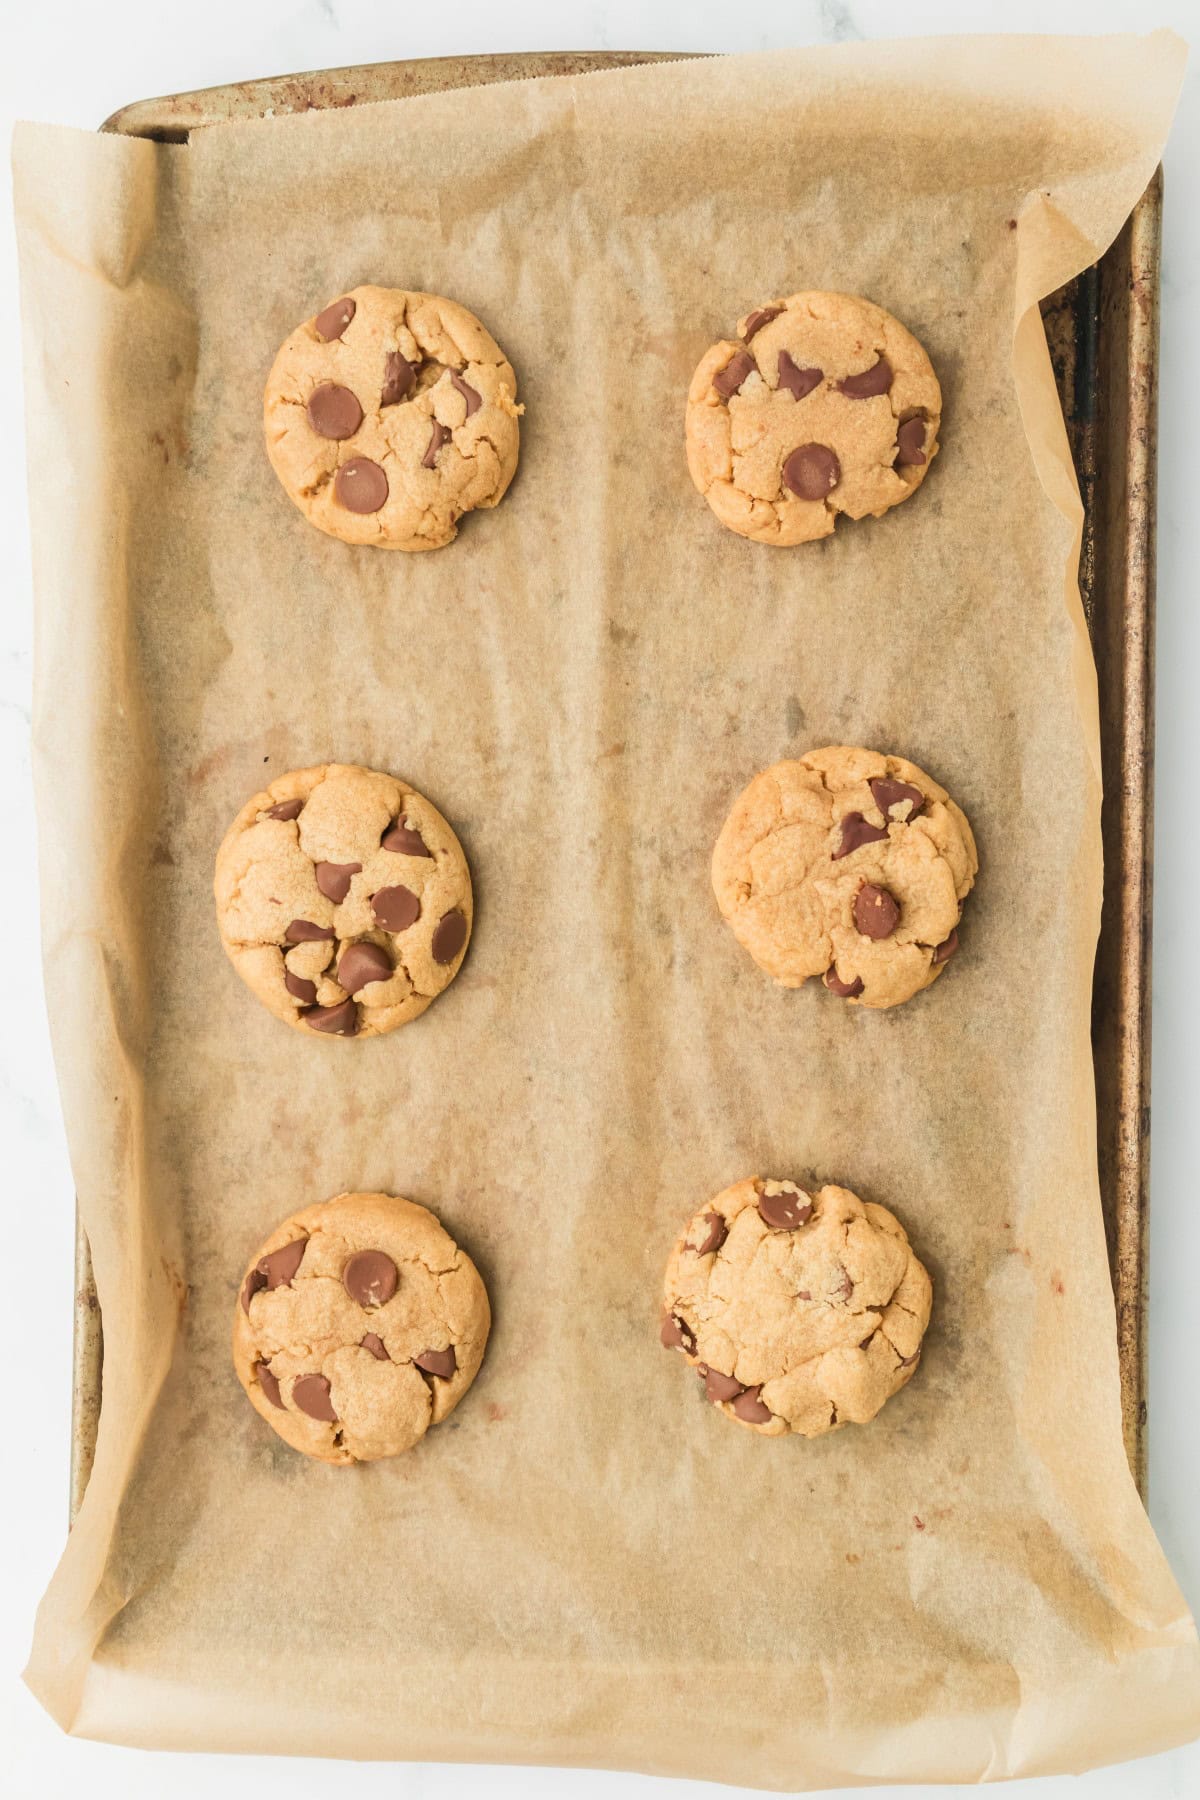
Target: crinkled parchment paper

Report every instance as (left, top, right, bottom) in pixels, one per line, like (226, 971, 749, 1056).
(14, 32, 1200, 1788)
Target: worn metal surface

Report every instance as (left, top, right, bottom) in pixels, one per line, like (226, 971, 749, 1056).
(72, 54, 1161, 1517)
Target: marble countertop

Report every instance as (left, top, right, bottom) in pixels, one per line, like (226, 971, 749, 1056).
(2, 4, 1197, 1797)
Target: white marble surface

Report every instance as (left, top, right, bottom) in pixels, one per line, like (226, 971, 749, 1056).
(2, 3, 1197, 1796)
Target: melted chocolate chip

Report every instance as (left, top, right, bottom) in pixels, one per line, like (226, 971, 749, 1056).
(361, 1332, 389, 1360)
(315, 860, 361, 903)
(314, 296, 355, 341)
(431, 908, 467, 965)
(256, 1361, 285, 1409)
(414, 1346, 457, 1379)
(284, 970, 318, 1005)
(240, 1267, 267, 1314)
(371, 885, 420, 932)
(824, 967, 865, 998)
(832, 813, 889, 860)
(450, 372, 482, 416)
(382, 817, 433, 857)
(259, 1239, 307, 1290)
(335, 456, 389, 514)
(693, 1211, 728, 1257)
(306, 382, 363, 440)
(285, 918, 336, 943)
(381, 350, 417, 406)
(758, 1184, 814, 1231)
(422, 421, 451, 468)
(343, 1249, 398, 1308)
(337, 942, 392, 994)
(838, 355, 892, 398)
(777, 351, 822, 400)
(704, 1368, 745, 1405)
(932, 928, 959, 966)
(869, 777, 925, 822)
(291, 1373, 337, 1421)
(854, 883, 900, 940)
(731, 1385, 772, 1424)
(896, 415, 928, 466)
(264, 798, 304, 821)
(304, 999, 359, 1036)
(782, 443, 840, 501)
(742, 305, 782, 341)
(713, 350, 755, 400)
(660, 1313, 696, 1353)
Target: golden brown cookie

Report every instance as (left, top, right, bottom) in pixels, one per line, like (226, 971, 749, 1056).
(685, 291, 941, 544)
(234, 1191, 490, 1465)
(264, 285, 521, 549)
(661, 1177, 931, 1437)
(214, 763, 472, 1039)
(712, 746, 976, 1009)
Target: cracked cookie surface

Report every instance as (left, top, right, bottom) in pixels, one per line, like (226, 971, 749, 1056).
(233, 1190, 490, 1464)
(685, 291, 941, 545)
(214, 762, 472, 1039)
(661, 1178, 931, 1437)
(264, 285, 521, 550)
(712, 745, 977, 1010)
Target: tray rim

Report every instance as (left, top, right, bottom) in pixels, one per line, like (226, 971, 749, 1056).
(68, 49, 1159, 1519)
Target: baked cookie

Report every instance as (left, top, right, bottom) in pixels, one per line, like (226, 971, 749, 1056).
(712, 746, 976, 1010)
(685, 291, 941, 545)
(661, 1177, 931, 1437)
(264, 285, 521, 549)
(234, 1191, 490, 1464)
(214, 763, 472, 1039)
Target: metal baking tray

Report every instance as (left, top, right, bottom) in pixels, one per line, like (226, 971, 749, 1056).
(69, 52, 1161, 1521)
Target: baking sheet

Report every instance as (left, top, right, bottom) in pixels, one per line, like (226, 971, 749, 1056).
(15, 32, 1200, 1789)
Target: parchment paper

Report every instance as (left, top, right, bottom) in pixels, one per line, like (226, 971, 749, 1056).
(14, 33, 1200, 1789)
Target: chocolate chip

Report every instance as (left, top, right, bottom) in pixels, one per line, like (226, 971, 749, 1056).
(381, 350, 417, 406)
(382, 817, 433, 857)
(371, 885, 421, 932)
(869, 777, 925, 822)
(422, 421, 451, 468)
(932, 927, 959, 966)
(713, 350, 755, 400)
(306, 382, 363, 440)
(337, 942, 392, 993)
(432, 908, 467, 965)
(896, 415, 928, 466)
(693, 1211, 727, 1257)
(758, 1184, 814, 1230)
(284, 970, 317, 1005)
(824, 967, 865, 998)
(314, 296, 355, 341)
(898, 1349, 921, 1368)
(256, 1361, 285, 1409)
(335, 456, 388, 514)
(855, 883, 900, 940)
(361, 1332, 389, 1360)
(838, 355, 892, 398)
(343, 1249, 398, 1307)
(742, 305, 782, 340)
(450, 372, 482, 416)
(265, 798, 303, 821)
(304, 999, 359, 1036)
(315, 860, 362, 903)
(259, 1238, 307, 1290)
(782, 443, 840, 501)
(836, 1268, 855, 1300)
(777, 352, 822, 400)
(285, 918, 335, 943)
(832, 813, 889, 860)
(292, 1373, 337, 1421)
(731, 1385, 772, 1424)
(414, 1346, 457, 1379)
(240, 1267, 266, 1314)
(660, 1313, 696, 1353)
(704, 1368, 745, 1404)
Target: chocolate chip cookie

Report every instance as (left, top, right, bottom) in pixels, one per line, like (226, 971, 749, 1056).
(661, 1177, 931, 1437)
(214, 763, 472, 1038)
(264, 286, 522, 549)
(712, 746, 976, 1009)
(234, 1191, 490, 1464)
(685, 291, 941, 545)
